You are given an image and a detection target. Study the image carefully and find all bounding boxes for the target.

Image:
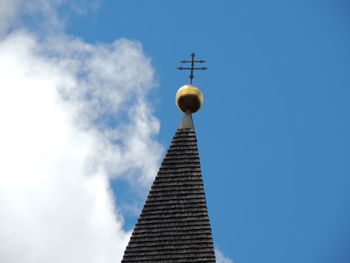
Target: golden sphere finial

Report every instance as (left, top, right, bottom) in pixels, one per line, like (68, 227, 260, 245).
(176, 84, 203, 113)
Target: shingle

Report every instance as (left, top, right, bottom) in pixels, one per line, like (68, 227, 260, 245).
(121, 126, 216, 263)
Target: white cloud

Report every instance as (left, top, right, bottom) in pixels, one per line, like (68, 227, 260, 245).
(0, 0, 100, 35)
(0, 0, 19, 34)
(0, 1, 162, 262)
(216, 248, 234, 263)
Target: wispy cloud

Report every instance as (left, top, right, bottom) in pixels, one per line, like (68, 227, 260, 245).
(0, 1, 162, 262)
(216, 248, 234, 263)
(0, 0, 100, 35)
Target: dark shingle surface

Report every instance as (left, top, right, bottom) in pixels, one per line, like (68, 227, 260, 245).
(121, 128, 216, 263)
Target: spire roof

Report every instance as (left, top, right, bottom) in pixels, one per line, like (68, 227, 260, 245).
(121, 113, 216, 262)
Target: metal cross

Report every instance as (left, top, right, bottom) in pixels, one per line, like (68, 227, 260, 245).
(177, 53, 207, 84)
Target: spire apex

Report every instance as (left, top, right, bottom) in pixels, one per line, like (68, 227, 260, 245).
(179, 110, 194, 129)
(176, 53, 206, 113)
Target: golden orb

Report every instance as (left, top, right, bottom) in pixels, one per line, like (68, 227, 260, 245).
(176, 84, 203, 113)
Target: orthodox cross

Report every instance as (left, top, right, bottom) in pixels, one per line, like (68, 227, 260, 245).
(177, 53, 207, 84)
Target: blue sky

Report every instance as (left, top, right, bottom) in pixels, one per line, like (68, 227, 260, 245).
(1, 0, 350, 263)
(68, 1, 350, 262)
(66, 1, 350, 262)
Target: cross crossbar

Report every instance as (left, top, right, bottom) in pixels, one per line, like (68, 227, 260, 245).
(177, 53, 207, 84)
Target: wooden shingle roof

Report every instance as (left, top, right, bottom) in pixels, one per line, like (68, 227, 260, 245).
(121, 113, 216, 262)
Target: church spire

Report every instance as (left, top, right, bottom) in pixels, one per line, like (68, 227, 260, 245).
(121, 54, 216, 262)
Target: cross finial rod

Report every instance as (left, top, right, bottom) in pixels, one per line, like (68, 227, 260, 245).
(177, 53, 207, 84)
